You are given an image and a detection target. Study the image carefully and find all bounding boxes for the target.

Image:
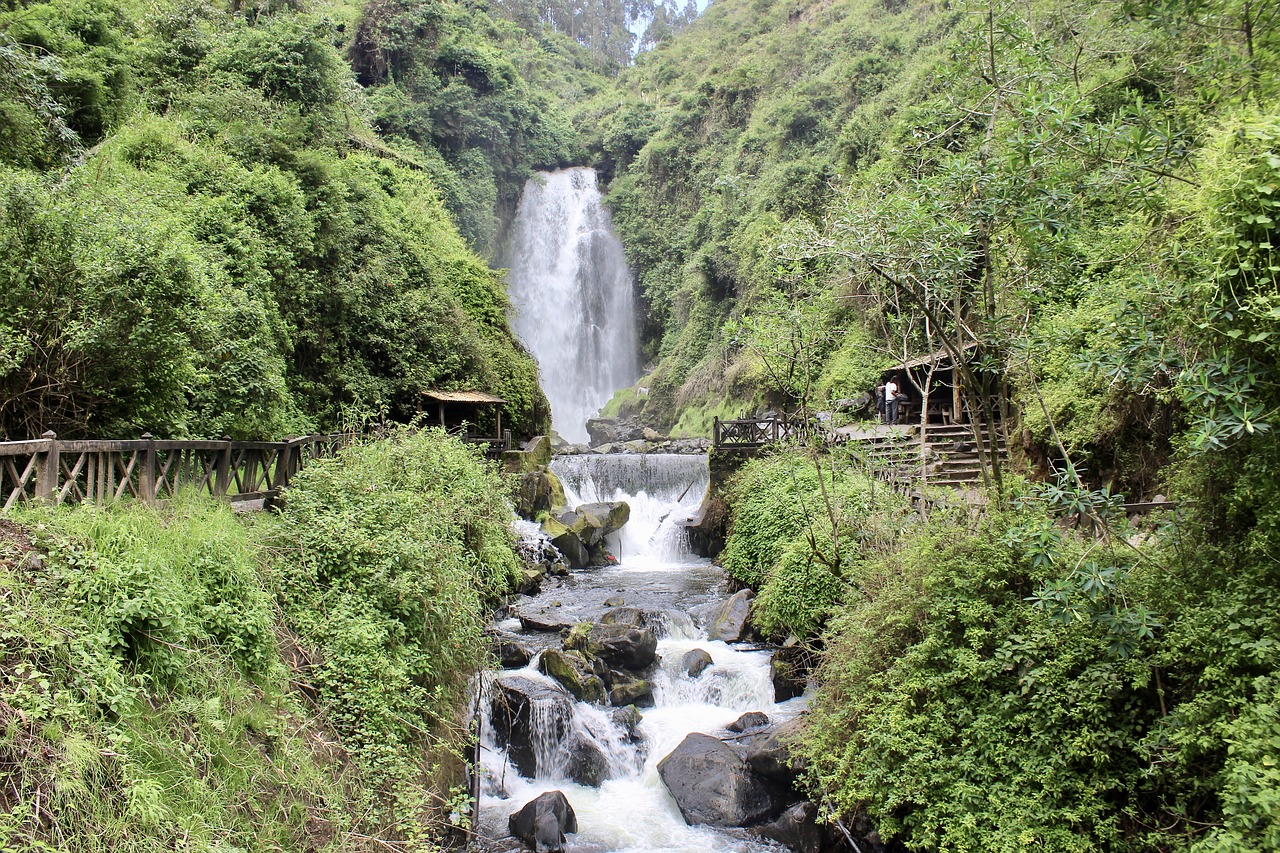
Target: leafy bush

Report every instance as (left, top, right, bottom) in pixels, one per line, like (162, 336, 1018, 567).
(720, 450, 911, 637)
(260, 428, 519, 834)
(0, 500, 352, 851)
(799, 514, 1168, 851)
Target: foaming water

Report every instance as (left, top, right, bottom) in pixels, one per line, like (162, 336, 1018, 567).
(505, 168, 638, 444)
(483, 455, 801, 852)
(553, 454, 709, 563)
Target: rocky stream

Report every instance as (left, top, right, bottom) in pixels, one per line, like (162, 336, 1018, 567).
(470, 452, 851, 853)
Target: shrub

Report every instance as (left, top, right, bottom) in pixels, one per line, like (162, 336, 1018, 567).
(260, 428, 519, 836)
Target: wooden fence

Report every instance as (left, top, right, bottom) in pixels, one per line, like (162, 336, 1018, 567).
(712, 417, 795, 448)
(1, 432, 358, 511)
(712, 416, 855, 449)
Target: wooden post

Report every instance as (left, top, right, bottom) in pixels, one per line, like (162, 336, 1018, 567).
(36, 431, 58, 503)
(215, 436, 232, 497)
(140, 433, 157, 504)
(713, 417, 720, 447)
(495, 407, 502, 441)
(273, 439, 293, 491)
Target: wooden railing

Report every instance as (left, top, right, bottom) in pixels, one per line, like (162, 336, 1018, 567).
(712, 416, 852, 449)
(713, 417, 793, 448)
(1, 432, 357, 511)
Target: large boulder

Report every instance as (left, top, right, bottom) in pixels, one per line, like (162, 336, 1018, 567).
(489, 676, 574, 779)
(508, 791, 578, 852)
(744, 716, 808, 784)
(563, 731, 610, 787)
(758, 801, 827, 853)
(566, 622, 658, 670)
(657, 733, 789, 828)
(726, 711, 770, 734)
(489, 631, 534, 669)
(599, 606, 663, 631)
(586, 417, 647, 446)
(706, 590, 755, 642)
(607, 672, 654, 707)
(540, 516, 591, 569)
(539, 649, 608, 704)
(560, 502, 631, 546)
(682, 648, 714, 678)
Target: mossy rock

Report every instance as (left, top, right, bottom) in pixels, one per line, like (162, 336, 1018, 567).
(539, 648, 607, 703)
(546, 469, 567, 513)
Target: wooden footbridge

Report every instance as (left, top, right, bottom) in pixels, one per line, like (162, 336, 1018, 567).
(0, 432, 358, 511)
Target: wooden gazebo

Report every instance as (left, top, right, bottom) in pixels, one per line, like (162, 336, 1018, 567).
(882, 342, 979, 425)
(421, 390, 510, 450)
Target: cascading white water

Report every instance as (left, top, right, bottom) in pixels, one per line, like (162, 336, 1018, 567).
(552, 454, 709, 563)
(484, 456, 805, 852)
(505, 168, 639, 444)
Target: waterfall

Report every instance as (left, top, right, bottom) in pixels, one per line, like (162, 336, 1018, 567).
(506, 168, 639, 444)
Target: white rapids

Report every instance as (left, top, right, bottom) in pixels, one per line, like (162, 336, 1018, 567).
(479, 455, 805, 853)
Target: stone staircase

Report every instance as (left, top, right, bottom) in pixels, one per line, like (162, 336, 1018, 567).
(921, 423, 1008, 487)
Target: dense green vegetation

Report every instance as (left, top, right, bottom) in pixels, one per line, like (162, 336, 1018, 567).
(593, 14, 1280, 841)
(0, 431, 516, 849)
(4, 0, 1280, 848)
(0, 0, 550, 441)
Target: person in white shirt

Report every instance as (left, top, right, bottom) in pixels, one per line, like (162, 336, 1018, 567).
(885, 378, 899, 424)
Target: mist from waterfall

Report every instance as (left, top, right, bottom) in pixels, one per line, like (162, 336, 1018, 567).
(505, 168, 639, 444)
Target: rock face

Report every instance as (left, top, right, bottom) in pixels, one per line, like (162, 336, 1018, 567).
(706, 590, 755, 642)
(682, 648, 714, 678)
(656, 733, 789, 828)
(508, 790, 578, 853)
(566, 622, 658, 670)
(489, 676, 574, 779)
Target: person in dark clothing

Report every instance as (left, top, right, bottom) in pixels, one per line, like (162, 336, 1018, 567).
(875, 381, 886, 422)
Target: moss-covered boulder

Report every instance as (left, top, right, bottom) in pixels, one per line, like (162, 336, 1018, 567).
(504, 434, 554, 474)
(562, 502, 631, 545)
(566, 622, 657, 670)
(608, 672, 654, 707)
(541, 515, 590, 568)
(539, 649, 608, 703)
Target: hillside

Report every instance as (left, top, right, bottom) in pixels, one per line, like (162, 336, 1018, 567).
(585, 0, 1278, 481)
(0, 0, 554, 440)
